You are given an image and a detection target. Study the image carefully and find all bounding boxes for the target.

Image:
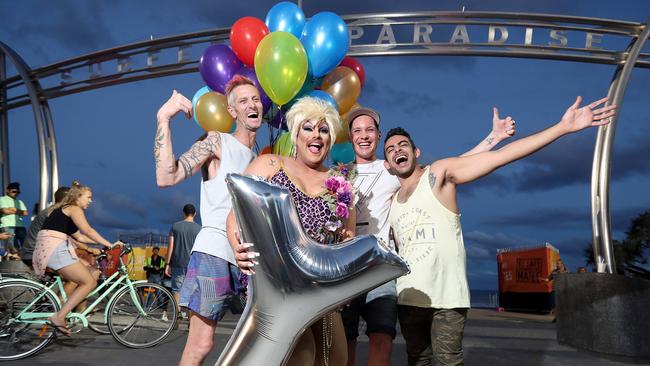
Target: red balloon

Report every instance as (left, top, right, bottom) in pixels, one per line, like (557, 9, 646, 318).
(230, 17, 270, 67)
(339, 56, 366, 88)
(260, 145, 273, 155)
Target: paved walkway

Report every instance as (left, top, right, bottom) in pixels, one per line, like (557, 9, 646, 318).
(8, 309, 650, 365)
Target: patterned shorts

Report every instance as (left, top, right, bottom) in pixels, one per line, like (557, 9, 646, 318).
(179, 252, 247, 321)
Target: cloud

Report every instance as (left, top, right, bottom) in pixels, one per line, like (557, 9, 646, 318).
(481, 205, 649, 234)
(482, 207, 591, 229)
(2, 1, 115, 62)
(86, 189, 198, 235)
(95, 191, 147, 218)
(464, 230, 539, 259)
(362, 78, 443, 116)
(304, 0, 580, 17)
(86, 200, 144, 231)
(149, 191, 200, 225)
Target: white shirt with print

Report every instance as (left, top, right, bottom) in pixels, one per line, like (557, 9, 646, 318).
(354, 159, 401, 301)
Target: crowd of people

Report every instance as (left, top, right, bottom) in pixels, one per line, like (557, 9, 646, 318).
(151, 72, 615, 366)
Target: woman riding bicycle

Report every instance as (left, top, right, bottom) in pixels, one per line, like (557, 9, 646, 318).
(32, 181, 121, 335)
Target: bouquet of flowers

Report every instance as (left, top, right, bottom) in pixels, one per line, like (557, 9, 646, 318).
(320, 164, 357, 243)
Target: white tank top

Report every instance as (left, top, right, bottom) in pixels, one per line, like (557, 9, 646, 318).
(389, 167, 470, 309)
(191, 133, 255, 263)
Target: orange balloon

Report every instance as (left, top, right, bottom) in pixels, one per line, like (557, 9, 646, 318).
(337, 103, 361, 144)
(195, 92, 233, 132)
(321, 67, 361, 115)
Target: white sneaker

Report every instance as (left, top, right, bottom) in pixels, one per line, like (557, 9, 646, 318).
(161, 313, 169, 322)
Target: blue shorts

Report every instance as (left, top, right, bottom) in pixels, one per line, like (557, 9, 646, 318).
(341, 294, 398, 340)
(171, 266, 186, 293)
(47, 241, 77, 271)
(178, 252, 247, 321)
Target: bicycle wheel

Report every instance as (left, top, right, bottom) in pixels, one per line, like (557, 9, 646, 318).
(85, 290, 111, 335)
(0, 281, 60, 361)
(87, 282, 137, 335)
(107, 282, 177, 348)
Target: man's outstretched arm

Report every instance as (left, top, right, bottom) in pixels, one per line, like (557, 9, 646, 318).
(435, 96, 616, 185)
(460, 107, 516, 157)
(154, 90, 222, 187)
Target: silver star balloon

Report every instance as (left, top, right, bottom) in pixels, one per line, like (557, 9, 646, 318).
(217, 174, 409, 366)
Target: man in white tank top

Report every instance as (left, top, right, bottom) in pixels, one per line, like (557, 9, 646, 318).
(383, 96, 616, 366)
(342, 107, 516, 366)
(154, 75, 262, 366)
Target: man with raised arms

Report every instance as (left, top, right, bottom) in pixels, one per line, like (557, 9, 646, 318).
(383, 96, 615, 366)
(342, 107, 516, 366)
(154, 75, 263, 366)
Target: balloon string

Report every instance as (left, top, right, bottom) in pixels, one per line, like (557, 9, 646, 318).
(268, 104, 282, 152)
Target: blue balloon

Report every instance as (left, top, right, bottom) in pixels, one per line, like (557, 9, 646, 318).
(265, 2, 306, 38)
(331, 142, 355, 164)
(306, 90, 338, 111)
(300, 12, 349, 78)
(192, 86, 212, 126)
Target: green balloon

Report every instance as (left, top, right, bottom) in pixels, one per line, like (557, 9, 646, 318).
(254, 32, 308, 106)
(273, 132, 295, 157)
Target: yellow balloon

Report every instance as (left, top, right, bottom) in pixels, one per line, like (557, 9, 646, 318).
(195, 92, 233, 132)
(321, 67, 361, 115)
(337, 103, 362, 144)
(254, 31, 308, 106)
(272, 131, 295, 156)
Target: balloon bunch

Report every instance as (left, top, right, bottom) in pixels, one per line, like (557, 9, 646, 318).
(192, 2, 366, 164)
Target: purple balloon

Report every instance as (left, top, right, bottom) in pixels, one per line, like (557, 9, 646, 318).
(199, 45, 242, 93)
(236, 66, 272, 114)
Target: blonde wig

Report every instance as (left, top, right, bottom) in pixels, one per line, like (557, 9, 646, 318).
(285, 96, 340, 151)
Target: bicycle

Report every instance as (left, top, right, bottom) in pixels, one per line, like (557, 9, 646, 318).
(0, 243, 178, 361)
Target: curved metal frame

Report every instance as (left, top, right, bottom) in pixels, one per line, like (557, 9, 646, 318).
(0, 41, 57, 212)
(0, 11, 648, 273)
(591, 19, 650, 273)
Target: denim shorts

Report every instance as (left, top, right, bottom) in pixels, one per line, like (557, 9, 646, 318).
(171, 266, 186, 293)
(47, 240, 77, 271)
(341, 293, 398, 339)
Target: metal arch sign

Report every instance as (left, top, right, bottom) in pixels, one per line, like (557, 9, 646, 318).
(1, 11, 649, 274)
(1, 11, 648, 111)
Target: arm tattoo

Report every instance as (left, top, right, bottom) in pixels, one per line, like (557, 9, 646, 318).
(485, 137, 495, 145)
(177, 133, 221, 179)
(428, 172, 437, 189)
(153, 126, 164, 165)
